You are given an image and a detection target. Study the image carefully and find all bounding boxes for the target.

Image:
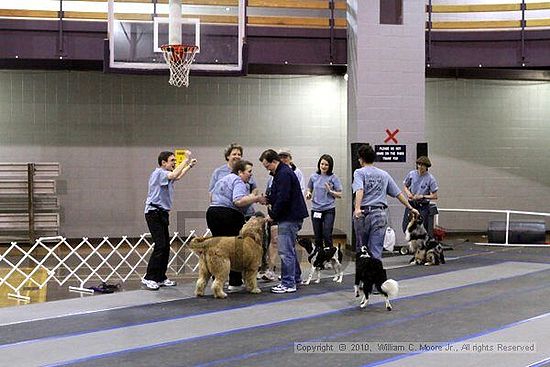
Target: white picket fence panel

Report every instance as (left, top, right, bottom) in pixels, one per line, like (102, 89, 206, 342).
(0, 229, 210, 301)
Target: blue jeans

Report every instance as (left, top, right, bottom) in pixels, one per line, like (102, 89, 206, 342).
(311, 208, 336, 247)
(358, 209, 387, 259)
(353, 215, 366, 252)
(278, 220, 303, 288)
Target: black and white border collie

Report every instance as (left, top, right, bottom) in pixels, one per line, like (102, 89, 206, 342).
(297, 238, 343, 285)
(405, 213, 428, 264)
(354, 247, 398, 310)
(405, 213, 445, 266)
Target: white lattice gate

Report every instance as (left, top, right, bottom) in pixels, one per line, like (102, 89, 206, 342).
(0, 229, 209, 302)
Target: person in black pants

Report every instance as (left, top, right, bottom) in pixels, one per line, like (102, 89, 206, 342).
(206, 160, 264, 292)
(401, 156, 439, 237)
(305, 154, 343, 249)
(142, 150, 197, 290)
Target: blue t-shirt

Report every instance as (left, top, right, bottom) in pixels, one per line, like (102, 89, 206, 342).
(209, 163, 257, 215)
(403, 170, 438, 197)
(352, 166, 401, 207)
(307, 173, 343, 211)
(210, 173, 249, 212)
(144, 168, 174, 213)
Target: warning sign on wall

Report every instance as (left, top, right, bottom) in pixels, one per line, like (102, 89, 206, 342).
(375, 145, 406, 162)
(174, 149, 188, 167)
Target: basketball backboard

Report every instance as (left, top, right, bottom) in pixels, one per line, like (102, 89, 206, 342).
(107, 0, 245, 73)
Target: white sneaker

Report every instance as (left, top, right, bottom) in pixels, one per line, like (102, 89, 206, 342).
(227, 285, 245, 293)
(262, 270, 277, 281)
(157, 279, 177, 287)
(141, 278, 160, 290)
(271, 284, 296, 294)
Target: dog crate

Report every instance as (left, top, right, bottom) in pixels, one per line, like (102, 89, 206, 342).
(487, 221, 546, 244)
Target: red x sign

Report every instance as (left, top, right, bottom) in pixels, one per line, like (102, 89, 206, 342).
(384, 128, 399, 144)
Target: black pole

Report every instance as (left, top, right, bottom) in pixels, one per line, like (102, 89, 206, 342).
(426, 0, 432, 66)
(521, 0, 526, 65)
(58, 0, 65, 57)
(329, 0, 335, 64)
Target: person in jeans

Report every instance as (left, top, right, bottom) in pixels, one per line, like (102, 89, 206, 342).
(352, 144, 419, 259)
(142, 150, 197, 290)
(259, 149, 308, 294)
(258, 148, 304, 282)
(206, 160, 264, 292)
(401, 156, 439, 237)
(305, 154, 343, 249)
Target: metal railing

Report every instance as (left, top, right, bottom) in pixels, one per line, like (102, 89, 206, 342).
(3, 1, 550, 31)
(0, 228, 210, 302)
(435, 208, 549, 247)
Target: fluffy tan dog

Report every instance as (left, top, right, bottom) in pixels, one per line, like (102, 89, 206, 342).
(189, 216, 266, 299)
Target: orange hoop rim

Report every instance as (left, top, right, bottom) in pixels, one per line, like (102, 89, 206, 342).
(160, 44, 199, 55)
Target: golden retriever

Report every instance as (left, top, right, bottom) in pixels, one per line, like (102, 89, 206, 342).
(189, 216, 265, 299)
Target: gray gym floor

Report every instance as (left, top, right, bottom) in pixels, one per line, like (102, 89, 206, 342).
(1, 242, 549, 367)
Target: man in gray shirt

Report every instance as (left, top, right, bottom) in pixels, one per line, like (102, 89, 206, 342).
(352, 144, 419, 259)
(143, 150, 197, 290)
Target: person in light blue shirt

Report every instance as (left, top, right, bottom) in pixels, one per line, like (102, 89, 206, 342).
(209, 143, 258, 218)
(206, 159, 263, 291)
(402, 156, 439, 235)
(142, 150, 197, 290)
(352, 144, 418, 259)
(305, 154, 342, 248)
(210, 172, 251, 211)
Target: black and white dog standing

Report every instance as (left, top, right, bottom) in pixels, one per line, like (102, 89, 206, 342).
(354, 247, 398, 310)
(297, 238, 343, 285)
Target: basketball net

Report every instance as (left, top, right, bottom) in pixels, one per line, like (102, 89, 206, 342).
(161, 44, 198, 88)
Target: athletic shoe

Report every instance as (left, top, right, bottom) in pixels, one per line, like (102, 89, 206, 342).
(271, 284, 296, 294)
(227, 285, 245, 293)
(158, 279, 177, 287)
(141, 278, 160, 290)
(262, 270, 277, 281)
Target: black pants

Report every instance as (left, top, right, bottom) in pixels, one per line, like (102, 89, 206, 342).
(311, 208, 336, 248)
(206, 206, 245, 286)
(144, 210, 171, 282)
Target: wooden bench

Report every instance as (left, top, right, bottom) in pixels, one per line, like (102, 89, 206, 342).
(0, 163, 60, 243)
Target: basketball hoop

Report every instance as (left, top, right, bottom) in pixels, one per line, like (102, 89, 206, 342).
(160, 44, 199, 87)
